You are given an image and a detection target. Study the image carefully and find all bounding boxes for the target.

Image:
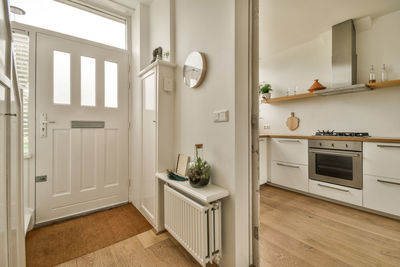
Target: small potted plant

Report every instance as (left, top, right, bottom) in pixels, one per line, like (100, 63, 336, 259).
(259, 83, 272, 100)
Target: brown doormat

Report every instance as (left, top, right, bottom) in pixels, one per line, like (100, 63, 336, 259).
(26, 204, 152, 267)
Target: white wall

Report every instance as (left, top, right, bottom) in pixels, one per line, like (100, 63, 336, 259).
(174, 1, 236, 265)
(131, 1, 252, 265)
(260, 10, 400, 136)
(149, 0, 174, 62)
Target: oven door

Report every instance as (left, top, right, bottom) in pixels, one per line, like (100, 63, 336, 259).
(309, 149, 363, 189)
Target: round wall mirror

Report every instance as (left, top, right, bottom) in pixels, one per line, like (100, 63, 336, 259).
(183, 51, 207, 88)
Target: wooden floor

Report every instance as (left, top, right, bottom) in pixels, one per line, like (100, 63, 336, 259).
(260, 185, 400, 267)
(56, 230, 201, 267)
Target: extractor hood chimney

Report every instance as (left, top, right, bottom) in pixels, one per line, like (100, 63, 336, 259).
(332, 19, 357, 87)
(314, 19, 370, 95)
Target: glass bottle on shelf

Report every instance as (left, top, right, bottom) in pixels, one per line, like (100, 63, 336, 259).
(187, 144, 210, 188)
(369, 65, 376, 84)
(381, 64, 387, 82)
(286, 87, 291, 96)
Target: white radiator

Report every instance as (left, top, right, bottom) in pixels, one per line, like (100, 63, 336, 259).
(164, 184, 221, 266)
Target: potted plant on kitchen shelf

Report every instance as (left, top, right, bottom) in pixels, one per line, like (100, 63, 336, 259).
(259, 83, 272, 100)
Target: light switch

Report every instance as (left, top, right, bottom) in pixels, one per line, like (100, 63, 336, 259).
(219, 110, 229, 122)
(213, 109, 229, 123)
(164, 77, 174, 92)
(213, 111, 220, 122)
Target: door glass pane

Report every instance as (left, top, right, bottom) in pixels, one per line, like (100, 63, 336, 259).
(316, 154, 353, 180)
(10, 0, 127, 49)
(81, 56, 96, 107)
(104, 61, 118, 108)
(53, 51, 70, 105)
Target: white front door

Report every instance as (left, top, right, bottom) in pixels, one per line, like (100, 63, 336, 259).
(35, 32, 129, 223)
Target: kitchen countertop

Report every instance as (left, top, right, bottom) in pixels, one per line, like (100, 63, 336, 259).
(259, 134, 400, 143)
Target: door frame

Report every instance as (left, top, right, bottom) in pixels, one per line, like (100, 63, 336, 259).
(11, 20, 132, 227)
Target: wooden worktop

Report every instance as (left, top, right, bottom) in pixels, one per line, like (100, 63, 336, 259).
(259, 134, 400, 143)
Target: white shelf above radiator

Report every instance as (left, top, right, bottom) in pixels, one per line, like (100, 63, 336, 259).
(156, 172, 229, 203)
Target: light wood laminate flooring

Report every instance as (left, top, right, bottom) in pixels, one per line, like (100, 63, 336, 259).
(260, 185, 400, 267)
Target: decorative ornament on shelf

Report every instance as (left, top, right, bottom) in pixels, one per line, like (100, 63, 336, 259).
(308, 79, 326, 93)
(188, 144, 210, 188)
(163, 51, 170, 60)
(151, 46, 163, 63)
(286, 112, 300, 131)
(259, 82, 273, 100)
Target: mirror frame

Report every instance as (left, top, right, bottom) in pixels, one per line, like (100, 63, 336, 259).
(183, 51, 207, 88)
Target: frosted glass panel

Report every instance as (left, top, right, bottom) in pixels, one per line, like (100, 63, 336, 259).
(81, 56, 96, 106)
(144, 74, 156, 111)
(10, 0, 126, 49)
(104, 61, 118, 108)
(53, 51, 70, 104)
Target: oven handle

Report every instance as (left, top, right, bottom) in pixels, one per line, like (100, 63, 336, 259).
(309, 149, 360, 157)
(318, 183, 350, 192)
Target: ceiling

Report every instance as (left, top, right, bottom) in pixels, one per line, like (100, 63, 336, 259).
(260, 0, 400, 59)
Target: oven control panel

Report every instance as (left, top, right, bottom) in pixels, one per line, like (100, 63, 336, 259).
(309, 140, 362, 151)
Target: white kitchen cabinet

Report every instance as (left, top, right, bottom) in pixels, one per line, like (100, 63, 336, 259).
(363, 142, 400, 216)
(139, 60, 176, 227)
(363, 175, 400, 216)
(270, 138, 308, 165)
(364, 142, 400, 178)
(309, 180, 362, 206)
(271, 161, 308, 192)
(259, 138, 268, 185)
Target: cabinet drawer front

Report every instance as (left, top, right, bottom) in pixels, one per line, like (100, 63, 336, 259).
(309, 180, 362, 206)
(270, 138, 308, 165)
(364, 142, 400, 178)
(363, 175, 400, 216)
(271, 161, 308, 192)
(259, 138, 268, 185)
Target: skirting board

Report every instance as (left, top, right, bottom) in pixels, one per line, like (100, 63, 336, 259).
(266, 182, 400, 221)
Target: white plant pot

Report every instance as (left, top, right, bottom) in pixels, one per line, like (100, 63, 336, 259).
(262, 93, 271, 100)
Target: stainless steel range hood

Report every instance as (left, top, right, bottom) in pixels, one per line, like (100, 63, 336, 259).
(315, 19, 371, 96)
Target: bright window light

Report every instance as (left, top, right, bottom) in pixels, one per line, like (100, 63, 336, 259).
(10, 0, 126, 49)
(81, 56, 96, 107)
(104, 61, 118, 108)
(53, 50, 71, 105)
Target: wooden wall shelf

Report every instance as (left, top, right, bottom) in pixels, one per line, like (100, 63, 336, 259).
(261, 93, 318, 103)
(261, 80, 400, 104)
(366, 79, 400, 89)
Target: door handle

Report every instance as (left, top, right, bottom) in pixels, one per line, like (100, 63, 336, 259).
(0, 113, 17, 117)
(377, 178, 400, 186)
(278, 140, 301, 143)
(317, 183, 349, 192)
(277, 162, 300, 168)
(40, 113, 55, 138)
(377, 144, 400, 149)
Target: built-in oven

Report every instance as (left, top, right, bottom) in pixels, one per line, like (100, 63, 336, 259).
(309, 140, 363, 189)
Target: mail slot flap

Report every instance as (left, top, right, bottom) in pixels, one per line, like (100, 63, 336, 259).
(71, 121, 105, 128)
